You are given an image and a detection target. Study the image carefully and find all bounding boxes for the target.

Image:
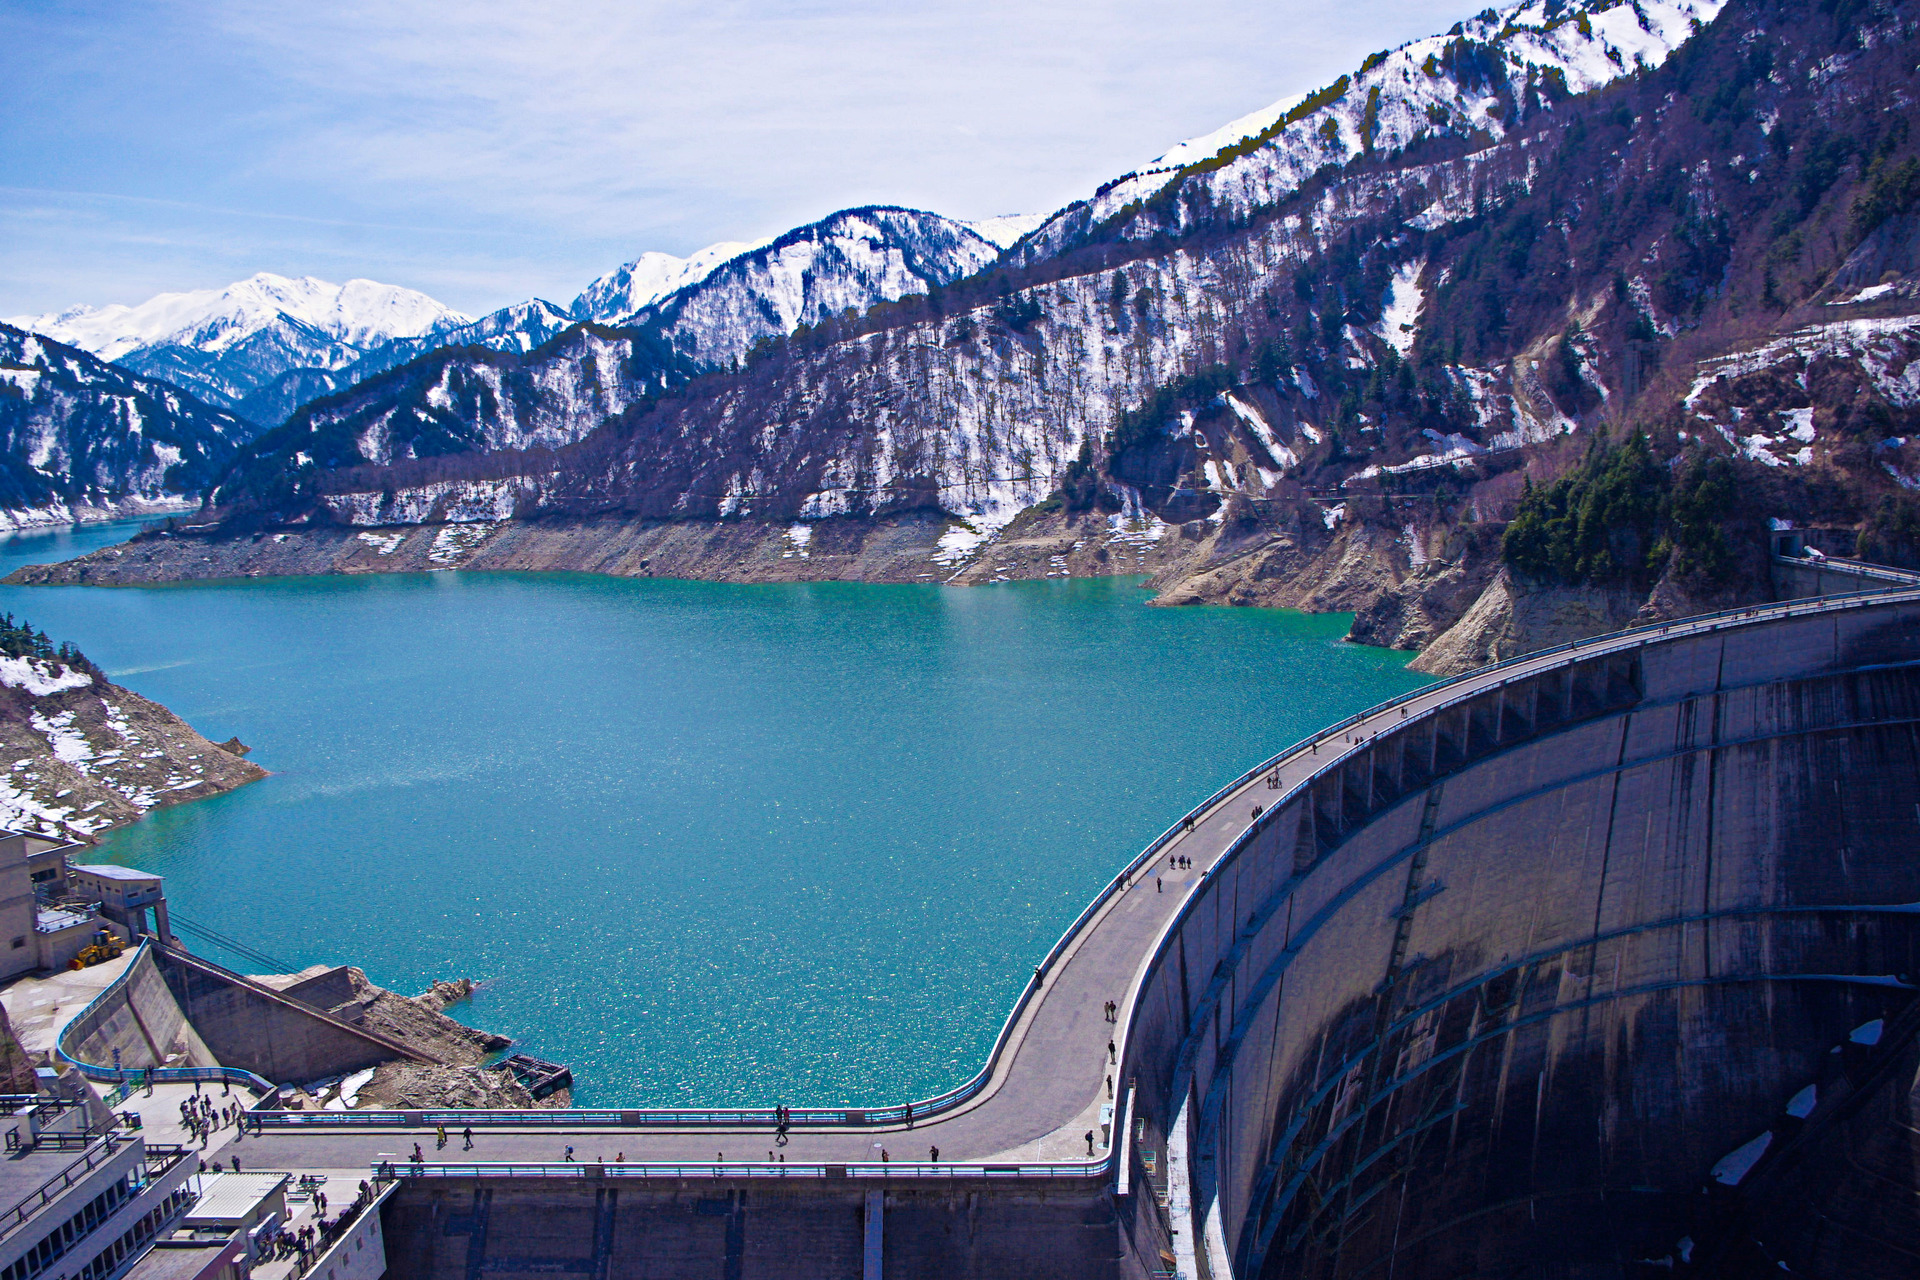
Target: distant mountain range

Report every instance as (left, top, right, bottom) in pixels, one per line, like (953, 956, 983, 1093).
(0, 323, 254, 526)
(6, 275, 466, 423)
(8, 208, 1038, 434)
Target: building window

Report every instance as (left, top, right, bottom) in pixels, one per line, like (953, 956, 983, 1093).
(9, 938, 22, 950)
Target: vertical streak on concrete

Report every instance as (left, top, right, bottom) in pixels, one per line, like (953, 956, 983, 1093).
(461, 1188, 491, 1280)
(1167, 1099, 1201, 1280)
(1580, 714, 1634, 1062)
(724, 1191, 746, 1280)
(591, 1188, 617, 1280)
(862, 1190, 883, 1280)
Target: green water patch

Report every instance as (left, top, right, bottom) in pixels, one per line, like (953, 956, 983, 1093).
(0, 526, 1431, 1105)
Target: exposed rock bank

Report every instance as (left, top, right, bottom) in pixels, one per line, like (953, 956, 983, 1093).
(0, 654, 266, 842)
(258, 964, 569, 1110)
(3, 500, 1767, 680)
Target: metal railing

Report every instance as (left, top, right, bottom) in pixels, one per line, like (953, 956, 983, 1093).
(0, 1135, 127, 1243)
(369, 1160, 1107, 1181)
(1772, 551, 1920, 586)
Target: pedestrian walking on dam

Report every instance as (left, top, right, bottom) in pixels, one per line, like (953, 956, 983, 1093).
(1085, 1130, 1095, 1155)
(436, 1124, 447, 1149)
(565, 1145, 575, 1162)
(463, 1127, 473, 1150)
(929, 1146, 939, 1162)
(412, 1143, 423, 1165)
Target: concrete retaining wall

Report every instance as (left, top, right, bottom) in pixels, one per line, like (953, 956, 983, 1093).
(1122, 596, 1920, 1278)
(60, 944, 217, 1072)
(155, 947, 429, 1084)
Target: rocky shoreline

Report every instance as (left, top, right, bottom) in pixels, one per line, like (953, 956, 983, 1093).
(0, 654, 266, 842)
(256, 966, 569, 1110)
(5, 502, 1763, 678)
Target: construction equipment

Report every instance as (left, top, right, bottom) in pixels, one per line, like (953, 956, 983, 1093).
(67, 930, 125, 970)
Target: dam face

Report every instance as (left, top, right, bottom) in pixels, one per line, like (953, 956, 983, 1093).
(1124, 598, 1920, 1278)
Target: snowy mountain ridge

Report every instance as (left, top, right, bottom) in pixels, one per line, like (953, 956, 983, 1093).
(1020, 0, 1725, 258)
(633, 207, 1003, 368)
(0, 323, 255, 526)
(5, 273, 470, 421)
(8, 273, 464, 363)
(571, 240, 773, 325)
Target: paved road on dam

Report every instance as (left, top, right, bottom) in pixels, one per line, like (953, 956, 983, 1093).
(226, 589, 1920, 1173)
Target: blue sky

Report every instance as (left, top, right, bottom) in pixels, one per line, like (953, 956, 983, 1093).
(2, 0, 1487, 317)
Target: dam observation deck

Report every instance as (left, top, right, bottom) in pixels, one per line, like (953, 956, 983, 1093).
(56, 584, 1920, 1278)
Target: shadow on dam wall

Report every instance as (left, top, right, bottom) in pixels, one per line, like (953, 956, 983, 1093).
(1117, 598, 1920, 1279)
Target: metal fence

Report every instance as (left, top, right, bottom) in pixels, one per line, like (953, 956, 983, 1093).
(369, 1159, 1109, 1181)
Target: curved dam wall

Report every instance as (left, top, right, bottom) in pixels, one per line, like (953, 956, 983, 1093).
(1123, 595, 1920, 1278)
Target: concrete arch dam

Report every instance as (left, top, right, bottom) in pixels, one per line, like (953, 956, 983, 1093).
(236, 590, 1920, 1278)
(1131, 591, 1920, 1279)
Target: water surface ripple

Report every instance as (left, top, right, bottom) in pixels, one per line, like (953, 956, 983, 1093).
(0, 522, 1431, 1105)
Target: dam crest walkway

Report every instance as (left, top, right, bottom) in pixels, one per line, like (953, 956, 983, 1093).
(103, 585, 1920, 1178)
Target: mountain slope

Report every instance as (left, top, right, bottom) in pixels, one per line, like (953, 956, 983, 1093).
(206, 207, 1003, 487)
(630, 207, 1002, 369)
(34, 0, 1918, 681)
(0, 322, 255, 525)
(1017, 0, 1725, 262)
(236, 298, 578, 427)
(0, 621, 264, 842)
(571, 239, 771, 324)
(7, 274, 468, 419)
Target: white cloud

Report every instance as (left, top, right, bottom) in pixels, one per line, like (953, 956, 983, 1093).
(2, 0, 1488, 316)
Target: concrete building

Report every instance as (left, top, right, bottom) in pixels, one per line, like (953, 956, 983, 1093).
(64, 873, 169, 953)
(178, 1177, 283, 1272)
(0, 837, 178, 980)
(0, 1099, 197, 1280)
(0, 834, 146, 981)
(120, 1232, 248, 1280)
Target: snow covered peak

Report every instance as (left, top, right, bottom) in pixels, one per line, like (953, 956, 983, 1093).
(1025, 0, 1726, 255)
(962, 214, 1047, 249)
(571, 239, 772, 324)
(8, 272, 467, 362)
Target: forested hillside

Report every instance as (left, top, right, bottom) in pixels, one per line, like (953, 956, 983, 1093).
(0, 323, 255, 525)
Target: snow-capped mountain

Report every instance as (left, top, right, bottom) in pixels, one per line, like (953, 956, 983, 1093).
(1018, 0, 1724, 260)
(237, 297, 578, 427)
(962, 214, 1047, 250)
(0, 323, 254, 525)
(571, 240, 771, 325)
(6, 274, 468, 420)
(211, 206, 1004, 483)
(630, 207, 1001, 367)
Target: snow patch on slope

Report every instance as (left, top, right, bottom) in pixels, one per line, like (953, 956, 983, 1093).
(571, 239, 772, 324)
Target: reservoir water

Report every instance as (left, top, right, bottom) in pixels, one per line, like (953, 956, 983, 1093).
(0, 521, 1431, 1105)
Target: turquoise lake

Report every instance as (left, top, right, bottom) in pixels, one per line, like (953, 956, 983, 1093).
(0, 521, 1431, 1106)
